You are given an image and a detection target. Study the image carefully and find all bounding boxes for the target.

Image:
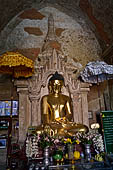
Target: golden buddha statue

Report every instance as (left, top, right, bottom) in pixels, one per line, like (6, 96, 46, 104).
(36, 72, 88, 136)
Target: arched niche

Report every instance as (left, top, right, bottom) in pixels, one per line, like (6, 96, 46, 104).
(14, 12, 91, 143)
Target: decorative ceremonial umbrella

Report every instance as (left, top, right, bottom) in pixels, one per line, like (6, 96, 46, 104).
(0, 51, 34, 167)
(80, 61, 113, 111)
(0, 51, 34, 78)
(80, 61, 113, 84)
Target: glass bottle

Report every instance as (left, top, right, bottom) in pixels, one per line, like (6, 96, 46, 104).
(68, 144, 74, 160)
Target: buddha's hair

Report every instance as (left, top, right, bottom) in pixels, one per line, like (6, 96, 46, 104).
(49, 71, 64, 82)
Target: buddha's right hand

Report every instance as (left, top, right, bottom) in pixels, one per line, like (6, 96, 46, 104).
(55, 117, 68, 124)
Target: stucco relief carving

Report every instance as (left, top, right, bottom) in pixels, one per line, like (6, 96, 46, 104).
(28, 46, 81, 122)
(28, 14, 82, 125)
(28, 14, 81, 98)
(16, 13, 90, 142)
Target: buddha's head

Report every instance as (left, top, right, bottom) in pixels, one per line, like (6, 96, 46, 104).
(48, 72, 64, 94)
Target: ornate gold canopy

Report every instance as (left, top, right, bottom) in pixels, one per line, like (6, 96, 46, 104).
(0, 51, 34, 78)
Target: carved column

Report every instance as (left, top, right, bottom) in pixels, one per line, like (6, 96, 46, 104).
(73, 93, 83, 124)
(30, 97, 41, 126)
(72, 93, 79, 123)
(17, 88, 29, 143)
(80, 87, 90, 127)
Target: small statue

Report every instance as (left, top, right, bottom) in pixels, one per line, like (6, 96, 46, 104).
(36, 72, 88, 136)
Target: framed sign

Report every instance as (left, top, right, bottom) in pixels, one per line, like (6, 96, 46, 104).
(0, 100, 18, 116)
(101, 111, 113, 154)
(0, 138, 6, 149)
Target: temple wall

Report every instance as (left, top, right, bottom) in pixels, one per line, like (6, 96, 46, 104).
(0, 6, 101, 67)
(0, 6, 105, 144)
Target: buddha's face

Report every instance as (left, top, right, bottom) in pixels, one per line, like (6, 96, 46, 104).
(49, 80, 63, 94)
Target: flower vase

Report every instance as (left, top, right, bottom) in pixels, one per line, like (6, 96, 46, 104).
(84, 144, 91, 161)
(43, 146, 50, 166)
(53, 149, 63, 164)
(68, 144, 74, 160)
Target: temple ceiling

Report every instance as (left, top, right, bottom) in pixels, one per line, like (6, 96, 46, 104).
(0, 0, 113, 66)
